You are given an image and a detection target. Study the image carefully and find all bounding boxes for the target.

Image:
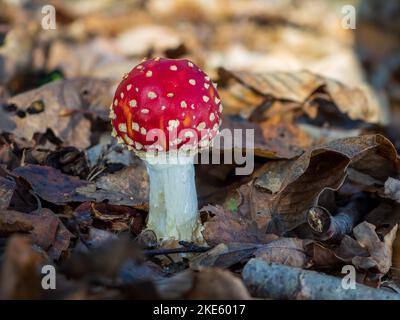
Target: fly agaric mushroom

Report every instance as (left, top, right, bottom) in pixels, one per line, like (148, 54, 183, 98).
(109, 58, 222, 243)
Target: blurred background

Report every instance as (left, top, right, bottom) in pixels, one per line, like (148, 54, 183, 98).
(0, 0, 399, 117)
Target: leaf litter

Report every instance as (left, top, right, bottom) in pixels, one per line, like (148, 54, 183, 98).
(1, 0, 400, 300)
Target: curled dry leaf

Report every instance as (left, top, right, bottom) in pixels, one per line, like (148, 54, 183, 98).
(334, 221, 398, 276)
(90, 202, 146, 233)
(220, 68, 380, 123)
(189, 243, 229, 270)
(261, 134, 399, 235)
(351, 222, 398, 275)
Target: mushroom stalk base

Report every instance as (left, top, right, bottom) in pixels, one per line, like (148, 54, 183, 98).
(145, 159, 203, 243)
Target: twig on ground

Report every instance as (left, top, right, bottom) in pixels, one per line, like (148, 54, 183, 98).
(243, 259, 400, 300)
(144, 243, 211, 257)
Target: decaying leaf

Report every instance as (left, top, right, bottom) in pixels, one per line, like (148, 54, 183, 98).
(351, 222, 398, 275)
(261, 134, 398, 235)
(202, 204, 277, 246)
(220, 68, 380, 123)
(254, 238, 310, 268)
(1, 0, 400, 301)
(12, 164, 148, 208)
(3, 78, 113, 149)
(13, 165, 92, 204)
(93, 164, 149, 209)
(0, 208, 73, 259)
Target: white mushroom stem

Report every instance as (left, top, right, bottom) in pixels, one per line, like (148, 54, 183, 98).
(143, 156, 203, 243)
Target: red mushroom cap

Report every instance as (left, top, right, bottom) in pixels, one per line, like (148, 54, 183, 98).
(110, 58, 222, 154)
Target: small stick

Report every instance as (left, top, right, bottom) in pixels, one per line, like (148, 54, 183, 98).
(307, 193, 371, 241)
(243, 259, 400, 300)
(144, 243, 211, 257)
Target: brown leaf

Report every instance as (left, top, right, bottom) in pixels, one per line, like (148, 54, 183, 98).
(13, 165, 92, 205)
(0, 210, 33, 235)
(0, 166, 37, 213)
(12, 164, 147, 208)
(91, 203, 146, 233)
(157, 268, 251, 300)
(334, 235, 369, 262)
(0, 209, 63, 251)
(3, 78, 112, 149)
(222, 69, 324, 102)
(189, 243, 261, 270)
(254, 238, 309, 268)
(189, 243, 229, 270)
(202, 204, 276, 246)
(47, 221, 74, 261)
(0, 235, 46, 299)
(93, 164, 149, 210)
(221, 68, 378, 123)
(352, 222, 398, 275)
(305, 242, 343, 268)
(0, 175, 16, 210)
(261, 134, 398, 235)
(220, 115, 311, 159)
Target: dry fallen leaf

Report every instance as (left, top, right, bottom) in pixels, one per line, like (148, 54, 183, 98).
(3, 78, 113, 149)
(0, 208, 73, 259)
(202, 204, 276, 246)
(254, 238, 310, 268)
(220, 68, 380, 123)
(352, 222, 398, 275)
(261, 134, 398, 235)
(220, 115, 312, 159)
(12, 164, 148, 208)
